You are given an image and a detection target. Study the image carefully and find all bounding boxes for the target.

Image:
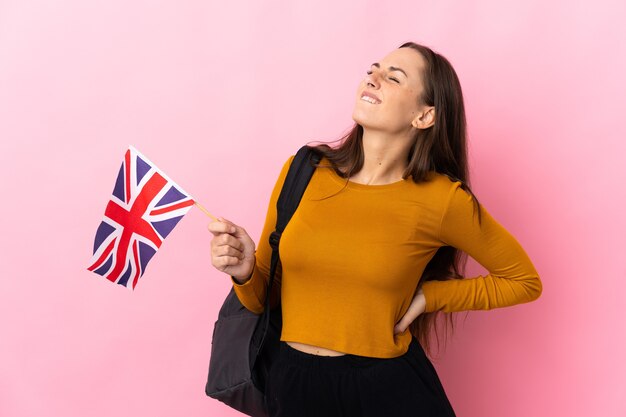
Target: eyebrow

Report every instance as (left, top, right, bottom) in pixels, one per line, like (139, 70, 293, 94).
(371, 62, 408, 78)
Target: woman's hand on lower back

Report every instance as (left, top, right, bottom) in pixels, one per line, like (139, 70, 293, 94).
(207, 217, 256, 283)
(394, 289, 426, 334)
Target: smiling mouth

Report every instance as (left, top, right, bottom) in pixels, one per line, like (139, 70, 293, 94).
(360, 95, 381, 104)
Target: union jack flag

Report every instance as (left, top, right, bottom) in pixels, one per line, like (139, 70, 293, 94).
(88, 146, 194, 289)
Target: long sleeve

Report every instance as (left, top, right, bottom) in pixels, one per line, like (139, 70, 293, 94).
(229, 155, 295, 314)
(421, 181, 543, 313)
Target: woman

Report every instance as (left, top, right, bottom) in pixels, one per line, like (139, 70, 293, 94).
(208, 41, 542, 417)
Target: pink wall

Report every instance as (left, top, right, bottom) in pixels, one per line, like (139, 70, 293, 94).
(1, 1, 624, 416)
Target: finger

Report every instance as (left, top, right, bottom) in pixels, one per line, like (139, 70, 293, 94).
(218, 217, 248, 239)
(217, 233, 245, 251)
(216, 245, 244, 259)
(207, 220, 236, 236)
(211, 237, 243, 257)
(214, 255, 243, 270)
(403, 303, 424, 326)
(394, 303, 424, 334)
(394, 319, 410, 334)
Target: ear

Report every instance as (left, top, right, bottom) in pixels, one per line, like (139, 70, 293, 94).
(411, 107, 435, 129)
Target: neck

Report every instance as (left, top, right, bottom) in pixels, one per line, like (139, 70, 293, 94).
(350, 128, 414, 185)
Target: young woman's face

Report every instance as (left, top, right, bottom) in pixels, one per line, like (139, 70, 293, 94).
(352, 47, 428, 135)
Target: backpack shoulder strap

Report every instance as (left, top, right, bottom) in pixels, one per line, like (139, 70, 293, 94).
(268, 145, 320, 276)
(271, 145, 321, 248)
(253, 145, 321, 366)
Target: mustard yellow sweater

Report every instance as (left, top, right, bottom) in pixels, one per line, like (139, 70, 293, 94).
(232, 155, 542, 358)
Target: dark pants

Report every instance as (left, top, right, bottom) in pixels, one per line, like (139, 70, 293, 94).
(265, 337, 456, 417)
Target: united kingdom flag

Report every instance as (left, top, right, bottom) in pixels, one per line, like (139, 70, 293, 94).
(88, 146, 194, 289)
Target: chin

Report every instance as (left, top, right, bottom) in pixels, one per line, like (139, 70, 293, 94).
(352, 114, 380, 132)
(351, 110, 369, 128)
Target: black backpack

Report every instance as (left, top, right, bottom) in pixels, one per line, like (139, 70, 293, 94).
(205, 145, 321, 416)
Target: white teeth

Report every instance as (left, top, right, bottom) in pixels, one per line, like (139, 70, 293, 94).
(361, 96, 379, 104)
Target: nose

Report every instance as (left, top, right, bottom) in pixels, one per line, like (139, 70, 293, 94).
(365, 71, 380, 88)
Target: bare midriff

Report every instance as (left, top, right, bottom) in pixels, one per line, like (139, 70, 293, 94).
(286, 341, 347, 356)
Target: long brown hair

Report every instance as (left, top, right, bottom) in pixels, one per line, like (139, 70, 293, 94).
(309, 42, 482, 355)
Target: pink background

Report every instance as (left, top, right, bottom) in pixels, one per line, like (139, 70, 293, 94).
(1, 1, 624, 416)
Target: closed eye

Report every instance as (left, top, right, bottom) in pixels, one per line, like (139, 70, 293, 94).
(366, 70, 400, 84)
